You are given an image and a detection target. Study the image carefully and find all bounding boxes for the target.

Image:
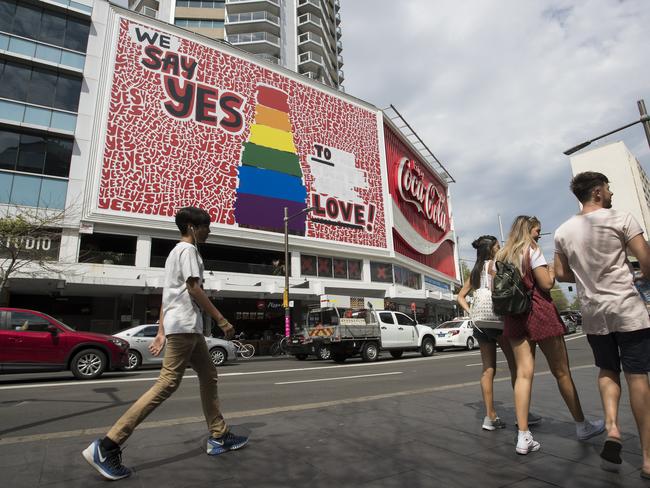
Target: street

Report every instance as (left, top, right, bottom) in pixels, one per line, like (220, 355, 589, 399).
(4, 333, 648, 487)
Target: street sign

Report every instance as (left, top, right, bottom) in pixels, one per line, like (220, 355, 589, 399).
(410, 302, 416, 311)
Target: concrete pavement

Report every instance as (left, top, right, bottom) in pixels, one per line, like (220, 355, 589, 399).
(1, 361, 648, 487)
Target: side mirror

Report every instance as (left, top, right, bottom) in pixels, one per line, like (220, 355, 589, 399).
(47, 325, 58, 334)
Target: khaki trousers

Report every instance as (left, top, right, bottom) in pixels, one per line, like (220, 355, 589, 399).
(107, 333, 227, 445)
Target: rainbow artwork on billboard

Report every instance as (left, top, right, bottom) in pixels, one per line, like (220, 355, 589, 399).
(235, 85, 307, 235)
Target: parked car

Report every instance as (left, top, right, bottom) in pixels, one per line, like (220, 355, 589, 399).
(114, 324, 237, 370)
(0, 307, 129, 379)
(434, 319, 478, 351)
(559, 314, 577, 335)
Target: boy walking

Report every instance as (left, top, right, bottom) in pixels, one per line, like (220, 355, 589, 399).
(83, 207, 248, 481)
(554, 172, 650, 479)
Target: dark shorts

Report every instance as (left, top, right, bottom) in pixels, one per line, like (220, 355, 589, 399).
(587, 328, 650, 374)
(473, 326, 502, 345)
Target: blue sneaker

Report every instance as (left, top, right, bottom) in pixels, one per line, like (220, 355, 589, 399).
(82, 439, 132, 480)
(206, 432, 249, 456)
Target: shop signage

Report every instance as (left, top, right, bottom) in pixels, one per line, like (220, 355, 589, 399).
(0, 233, 60, 260)
(424, 276, 451, 292)
(396, 157, 449, 233)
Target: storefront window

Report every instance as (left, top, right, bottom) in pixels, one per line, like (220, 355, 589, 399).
(394, 265, 421, 289)
(300, 254, 317, 276)
(370, 261, 393, 283)
(347, 259, 362, 280)
(333, 258, 347, 279)
(317, 256, 332, 277)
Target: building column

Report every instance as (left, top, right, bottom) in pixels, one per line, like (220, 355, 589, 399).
(59, 228, 80, 264)
(291, 251, 301, 279)
(135, 235, 152, 268)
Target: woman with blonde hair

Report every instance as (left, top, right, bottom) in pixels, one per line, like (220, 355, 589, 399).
(497, 215, 604, 455)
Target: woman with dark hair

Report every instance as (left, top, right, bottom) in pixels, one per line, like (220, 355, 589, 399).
(458, 235, 517, 431)
(497, 215, 604, 455)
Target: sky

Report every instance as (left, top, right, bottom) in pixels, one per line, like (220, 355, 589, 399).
(340, 0, 650, 295)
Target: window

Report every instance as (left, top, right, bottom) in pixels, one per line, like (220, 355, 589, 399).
(0, 128, 73, 177)
(347, 259, 362, 280)
(16, 134, 46, 174)
(333, 258, 347, 279)
(177, 1, 225, 7)
(0, 61, 82, 112)
(300, 254, 317, 276)
(395, 313, 415, 326)
(10, 311, 52, 332)
(317, 256, 332, 277)
(175, 19, 224, 28)
(135, 326, 158, 337)
(0, 0, 90, 53)
(79, 233, 137, 266)
(0, 130, 19, 171)
(370, 261, 393, 283)
(379, 312, 394, 324)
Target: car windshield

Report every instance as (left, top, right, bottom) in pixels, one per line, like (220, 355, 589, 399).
(436, 321, 463, 329)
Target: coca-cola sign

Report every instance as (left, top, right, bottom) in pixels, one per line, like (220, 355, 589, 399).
(396, 158, 449, 232)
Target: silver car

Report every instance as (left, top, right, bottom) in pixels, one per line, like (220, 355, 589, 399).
(114, 324, 238, 371)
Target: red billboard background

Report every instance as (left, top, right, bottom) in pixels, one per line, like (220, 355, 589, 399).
(384, 123, 456, 278)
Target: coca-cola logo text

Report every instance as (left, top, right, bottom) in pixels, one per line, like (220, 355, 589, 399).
(396, 158, 449, 232)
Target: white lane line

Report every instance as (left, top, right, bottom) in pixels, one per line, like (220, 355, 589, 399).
(564, 333, 586, 342)
(275, 371, 402, 385)
(0, 363, 598, 446)
(0, 351, 484, 391)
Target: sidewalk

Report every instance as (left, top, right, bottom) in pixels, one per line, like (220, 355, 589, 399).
(3, 367, 648, 487)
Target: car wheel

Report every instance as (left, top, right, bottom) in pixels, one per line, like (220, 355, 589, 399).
(390, 350, 404, 359)
(420, 337, 435, 357)
(361, 342, 379, 362)
(71, 349, 107, 380)
(317, 345, 331, 360)
(466, 337, 475, 351)
(123, 350, 142, 371)
(332, 353, 347, 363)
(295, 354, 308, 360)
(210, 347, 227, 367)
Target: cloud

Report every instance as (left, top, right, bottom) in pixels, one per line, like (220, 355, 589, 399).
(341, 0, 650, 269)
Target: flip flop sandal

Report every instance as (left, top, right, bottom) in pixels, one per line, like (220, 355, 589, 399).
(600, 438, 622, 473)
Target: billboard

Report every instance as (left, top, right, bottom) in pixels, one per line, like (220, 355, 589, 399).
(384, 122, 456, 278)
(97, 18, 387, 248)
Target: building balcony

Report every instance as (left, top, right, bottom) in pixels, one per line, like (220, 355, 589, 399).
(337, 69, 344, 82)
(336, 39, 342, 52)
(335, 11, 341, 25)
(254, 52, 279, 65)
(297, 0, 322, 16)
(225, 0, 279, 15)
(227, 31, 280, 55)
(225, 11, 280, 34)
(298, 50, 325, 71)
(336, 54, 343, 67)
(298, 31, 325, 56)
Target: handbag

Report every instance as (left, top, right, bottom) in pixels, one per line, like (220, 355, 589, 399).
(469, 262, 504, 330)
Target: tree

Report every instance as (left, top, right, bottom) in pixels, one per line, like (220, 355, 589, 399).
(0, 207, 68, 306)
(569, 295, 580, 311)
(550, 285, 570, 311)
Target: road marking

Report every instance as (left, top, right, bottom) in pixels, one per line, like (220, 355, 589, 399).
(275, 372, 402, 385)
(0, 351, 485, 391)
(464, 334, 586, 367)
(0, 363, 597, 446)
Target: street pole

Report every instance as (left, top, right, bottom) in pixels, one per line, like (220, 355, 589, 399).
(283, 206, 314, 337)
(284, 207, 290, 338)
(564, 99, 650, 156)
(497, 214, 505, 245)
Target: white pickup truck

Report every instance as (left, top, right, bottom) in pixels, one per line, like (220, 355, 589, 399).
(300, 306, 436, 363)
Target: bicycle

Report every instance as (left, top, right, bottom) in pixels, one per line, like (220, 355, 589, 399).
(270, 336, 289, 357)
(231, 340, 255, 359)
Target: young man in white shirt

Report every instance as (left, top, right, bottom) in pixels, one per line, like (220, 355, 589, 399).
(554, 171, 650, 479)
(83, 207, 248, 481)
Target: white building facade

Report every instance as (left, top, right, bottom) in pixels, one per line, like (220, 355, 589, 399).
(570, 141, 650, 237)
(0, 1, 458, 342)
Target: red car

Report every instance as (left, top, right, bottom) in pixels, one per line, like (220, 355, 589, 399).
(0, 308, 129, 379)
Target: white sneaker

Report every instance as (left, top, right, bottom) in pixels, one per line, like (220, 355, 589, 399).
(516, 431, 540, 455)
(482, 416, 506, 431)
(576, 419, 605, 440)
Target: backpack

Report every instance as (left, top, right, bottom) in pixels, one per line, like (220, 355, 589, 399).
(492, 260, 532, 315)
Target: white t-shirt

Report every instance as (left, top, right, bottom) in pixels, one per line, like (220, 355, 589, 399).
(528, 246, 547, 270)
(554, 208, 649, 335)
(161, 242, 204, 335)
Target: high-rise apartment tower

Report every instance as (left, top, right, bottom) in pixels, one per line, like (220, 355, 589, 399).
(129, 0, 344, 90)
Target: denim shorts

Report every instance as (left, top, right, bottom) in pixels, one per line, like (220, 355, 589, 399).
(473, 326, 502, 345)
(587, 328, 650, 374)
